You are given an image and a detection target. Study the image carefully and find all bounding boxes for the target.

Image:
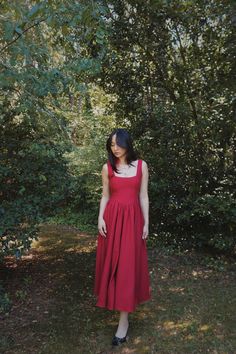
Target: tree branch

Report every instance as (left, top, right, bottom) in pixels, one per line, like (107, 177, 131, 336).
(0, 17, 47, 54)
(173, 22, 199, 121)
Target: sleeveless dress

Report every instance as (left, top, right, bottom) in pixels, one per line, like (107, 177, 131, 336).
(94, 159, 151, 312)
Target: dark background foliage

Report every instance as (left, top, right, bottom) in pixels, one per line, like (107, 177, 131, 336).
(96, 0, 236, 252)
(0, 0, 235, 262)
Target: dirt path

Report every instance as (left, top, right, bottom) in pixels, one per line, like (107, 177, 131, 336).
(1, 224, 236, 354)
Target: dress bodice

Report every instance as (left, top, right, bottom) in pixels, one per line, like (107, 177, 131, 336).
(107, 159, 142, 204)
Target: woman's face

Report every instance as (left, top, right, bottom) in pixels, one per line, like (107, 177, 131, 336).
(111, 134, 127, 159)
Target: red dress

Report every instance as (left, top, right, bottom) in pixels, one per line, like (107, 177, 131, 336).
(94, 159, 151, 312)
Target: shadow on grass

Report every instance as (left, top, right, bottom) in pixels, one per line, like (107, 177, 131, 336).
(1, 224, 236, 353)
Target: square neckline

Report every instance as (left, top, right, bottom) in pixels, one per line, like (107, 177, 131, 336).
(113, 159, 139, 178)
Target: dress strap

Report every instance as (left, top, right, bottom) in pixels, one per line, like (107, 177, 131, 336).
(107, 160, 114, 178)
(137, 159, 142, 178)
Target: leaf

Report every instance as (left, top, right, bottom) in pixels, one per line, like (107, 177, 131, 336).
(3, 22, 14, 41)
(19, 186, 26, 195)
(39, 175, 47, 182)
(62, 25, 69, 35)
(28, 4, 42, 20)
(15, 26, 23, 35)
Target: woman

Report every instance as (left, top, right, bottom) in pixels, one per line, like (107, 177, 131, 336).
(94, 128, 151, 346)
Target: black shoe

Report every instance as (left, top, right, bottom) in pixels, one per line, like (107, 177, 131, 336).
(112, 335, 128, 346)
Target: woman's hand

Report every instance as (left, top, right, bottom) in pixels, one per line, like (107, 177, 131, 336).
(98, 217, 107, 237)
(142, 224, 149, 240)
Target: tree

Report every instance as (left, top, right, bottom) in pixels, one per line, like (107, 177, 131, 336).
(96, 0, 236, 252)
(0, 0, 110, 259)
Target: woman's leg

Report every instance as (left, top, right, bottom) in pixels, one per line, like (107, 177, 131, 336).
(115, 311, 129, 338)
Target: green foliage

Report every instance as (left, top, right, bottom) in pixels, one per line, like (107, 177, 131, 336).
(1, 0, 235, 258)
(0, 114, 72, 259)
(47, 208, 98, 234)
(97, 0, 236, 253)
(0, 284, 11, 314)
(0, 1, 111, 259)
(201, 256, 228, 272)
(15, 289, 28, 301)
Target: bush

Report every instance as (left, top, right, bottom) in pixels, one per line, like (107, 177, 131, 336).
(0, 284, 11, 314)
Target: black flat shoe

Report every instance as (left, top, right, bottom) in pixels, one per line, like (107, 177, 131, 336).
(112, 335, 128, 346)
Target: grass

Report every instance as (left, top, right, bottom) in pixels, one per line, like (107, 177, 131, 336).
(1, 223, 236, 354)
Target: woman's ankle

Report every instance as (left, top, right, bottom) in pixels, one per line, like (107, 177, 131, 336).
(115, 319, 129, 338)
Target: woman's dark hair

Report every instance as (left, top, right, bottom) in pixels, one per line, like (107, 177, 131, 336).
(106, 128, 137, 172)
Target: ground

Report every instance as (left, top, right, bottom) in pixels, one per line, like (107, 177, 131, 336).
(1, 224, 236, 354)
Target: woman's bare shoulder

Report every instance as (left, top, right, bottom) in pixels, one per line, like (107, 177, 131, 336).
(140, 160, 148, 175)
(140, 159, 148, 167)
(101, 162, 108, 175)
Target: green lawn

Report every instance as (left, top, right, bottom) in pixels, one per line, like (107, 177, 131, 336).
(1, 224, 236, 354)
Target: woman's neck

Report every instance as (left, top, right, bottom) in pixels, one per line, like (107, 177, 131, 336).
(117, 156, 127, 165)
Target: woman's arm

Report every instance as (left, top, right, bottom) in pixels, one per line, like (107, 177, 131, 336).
(98, 163, 110, 237)
(139, 160, 149, 239)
